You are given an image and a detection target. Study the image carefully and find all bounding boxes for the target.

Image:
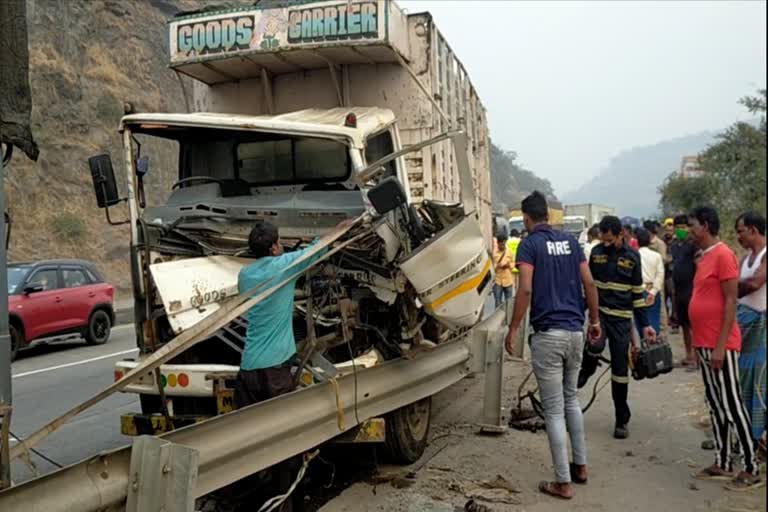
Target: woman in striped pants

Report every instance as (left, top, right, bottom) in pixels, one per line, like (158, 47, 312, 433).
(688, 207, 761, 491)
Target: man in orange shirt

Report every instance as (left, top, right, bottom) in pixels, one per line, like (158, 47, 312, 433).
(688, 207, 761, 490)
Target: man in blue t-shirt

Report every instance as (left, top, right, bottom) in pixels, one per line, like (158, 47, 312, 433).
(235, 220, 342, 407)
(504, 191, 601, 500)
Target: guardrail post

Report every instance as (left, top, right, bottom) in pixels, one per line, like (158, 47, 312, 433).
(126, 436, 199, 512)
(468, 304, 509, 434)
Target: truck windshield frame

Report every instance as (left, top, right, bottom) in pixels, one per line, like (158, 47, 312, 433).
(131, 125, 354, 193)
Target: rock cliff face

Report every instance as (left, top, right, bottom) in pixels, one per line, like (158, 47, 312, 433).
(7, 0, 244, 296)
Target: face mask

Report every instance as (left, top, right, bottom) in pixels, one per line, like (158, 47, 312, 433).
(675, 229, 688, 241)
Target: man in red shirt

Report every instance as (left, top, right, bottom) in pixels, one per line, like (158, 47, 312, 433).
(688, 207, 761, 490)
(623, 224, 639, 250)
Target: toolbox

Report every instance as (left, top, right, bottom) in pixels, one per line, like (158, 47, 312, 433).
(632, 337, 674, 381)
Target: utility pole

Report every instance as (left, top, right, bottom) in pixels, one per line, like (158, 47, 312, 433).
(0, 0, 39, 489)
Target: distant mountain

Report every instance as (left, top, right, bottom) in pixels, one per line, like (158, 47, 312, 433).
(562, 131, 717, 217)
(490, 142, 557, 212)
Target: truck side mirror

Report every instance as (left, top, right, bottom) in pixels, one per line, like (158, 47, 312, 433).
(88, 154, 121, 208)
(367, 177, 408, 215)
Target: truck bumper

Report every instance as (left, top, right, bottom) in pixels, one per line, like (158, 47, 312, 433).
(120, 414, 209, 436)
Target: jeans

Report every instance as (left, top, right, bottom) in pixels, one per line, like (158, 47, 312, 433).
(634, 292, 661, 334)
(493, 284, 513, 307)
(530, 329, 587, 483)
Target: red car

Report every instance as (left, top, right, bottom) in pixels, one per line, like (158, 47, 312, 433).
(7, 259, 115, 361)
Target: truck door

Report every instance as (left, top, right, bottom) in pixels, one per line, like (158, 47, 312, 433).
(364, 126, 412, 202)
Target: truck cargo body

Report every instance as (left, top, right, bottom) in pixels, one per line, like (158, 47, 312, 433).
(180, 0, 492, 241)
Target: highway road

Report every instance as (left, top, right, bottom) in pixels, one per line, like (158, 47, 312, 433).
(8, 325, 140, 483)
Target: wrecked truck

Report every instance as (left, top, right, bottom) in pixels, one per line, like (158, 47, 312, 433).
(87, 0, 492, 463)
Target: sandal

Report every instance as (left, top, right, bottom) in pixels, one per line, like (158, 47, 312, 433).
(694, 465, 734, 481)
(538, 481, 573, 499)
(569, 463, 588, 484)
(725, 472, 764, 492)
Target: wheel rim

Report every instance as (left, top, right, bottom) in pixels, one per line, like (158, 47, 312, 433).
(93, 314, 110, 341)
(404, 399, 430, 441)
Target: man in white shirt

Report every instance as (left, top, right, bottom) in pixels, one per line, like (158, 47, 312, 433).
(636, 228, 664, 334)
(584, 224, 600, 260)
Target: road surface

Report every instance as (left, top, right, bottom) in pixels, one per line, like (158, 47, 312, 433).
(8, 325, 139, 483)
(320, 335, 767, 512)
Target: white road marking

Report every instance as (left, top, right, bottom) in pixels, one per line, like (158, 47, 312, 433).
(11, 348, 139, 379)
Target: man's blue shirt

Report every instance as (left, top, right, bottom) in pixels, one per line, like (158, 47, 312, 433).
(516, 225, 586, 332)
(237, 240, 327, 370)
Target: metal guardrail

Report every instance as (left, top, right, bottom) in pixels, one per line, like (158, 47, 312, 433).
(0, 338, 475, 512)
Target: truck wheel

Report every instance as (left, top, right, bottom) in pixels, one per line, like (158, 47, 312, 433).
(86, 310, 112, 345)
(9, 325, 22, 362)
(384, 396, 432, 464)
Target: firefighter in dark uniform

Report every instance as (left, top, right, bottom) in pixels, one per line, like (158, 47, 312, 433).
(579, 215, 657, 439)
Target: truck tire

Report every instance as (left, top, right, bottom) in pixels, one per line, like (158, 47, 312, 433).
(86, 309, 112, 345)
(9, 324, 22, 362)
(384, 396, 432, 464)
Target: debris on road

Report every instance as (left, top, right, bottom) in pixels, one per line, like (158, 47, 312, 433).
(461, 499, 495, 512)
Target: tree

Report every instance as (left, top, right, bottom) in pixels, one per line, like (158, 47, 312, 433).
(659, 89, 766, 219)
(658, 172, 712, 215)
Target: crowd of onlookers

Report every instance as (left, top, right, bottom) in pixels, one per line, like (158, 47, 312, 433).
(493, 198, 766, 497)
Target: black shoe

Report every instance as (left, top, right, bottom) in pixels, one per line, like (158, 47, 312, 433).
(614, 424, 629, 439)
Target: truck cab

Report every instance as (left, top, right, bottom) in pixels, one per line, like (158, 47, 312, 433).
(86, 1, 492, 452)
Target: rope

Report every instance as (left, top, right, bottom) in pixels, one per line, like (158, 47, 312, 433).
(329, 377, 346, 431)
(511, 361, 612, 423)
(258, 450, 320, 512)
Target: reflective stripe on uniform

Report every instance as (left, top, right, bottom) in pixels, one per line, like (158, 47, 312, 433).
(633, 299, 647, 308)
(632, 285, 646, 294)
(595, 280, 633, 292)
(612, 374, 630, 384)
(599, 306, 633, 319)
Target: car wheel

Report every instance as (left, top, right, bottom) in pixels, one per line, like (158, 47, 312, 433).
(9, 325, 22, 362)
(86, 310, 112, 345)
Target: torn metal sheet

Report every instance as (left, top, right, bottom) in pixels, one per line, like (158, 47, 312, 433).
(150, 255, 250, 334)
(400, 216, 492, 328)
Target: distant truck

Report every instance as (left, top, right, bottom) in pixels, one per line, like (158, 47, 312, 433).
(508, 201, 564, 234)
(564, 203, 616, 228)
(562, 204, 615, 247)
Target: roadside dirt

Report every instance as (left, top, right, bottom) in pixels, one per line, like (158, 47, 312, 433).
(320, 334, 766, 512)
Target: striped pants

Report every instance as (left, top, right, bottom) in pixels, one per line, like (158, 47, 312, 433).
(698, 348, 759, 475)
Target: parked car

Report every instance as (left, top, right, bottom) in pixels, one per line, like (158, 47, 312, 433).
(7, 259, 115, 361)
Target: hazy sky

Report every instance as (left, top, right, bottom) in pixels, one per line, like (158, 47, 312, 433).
(400, 1, 767, 196)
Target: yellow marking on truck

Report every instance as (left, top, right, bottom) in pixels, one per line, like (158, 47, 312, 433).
(426, 259, 492, 311)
